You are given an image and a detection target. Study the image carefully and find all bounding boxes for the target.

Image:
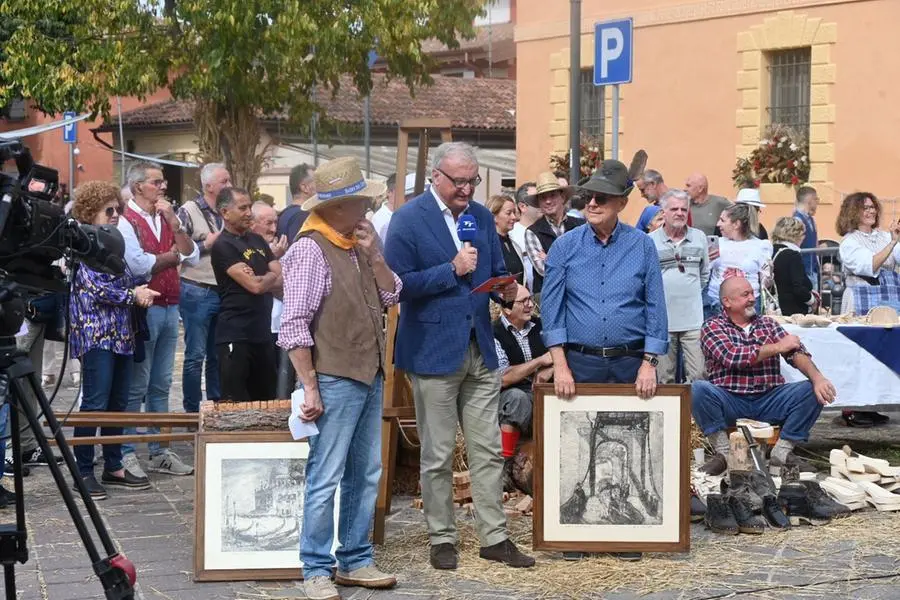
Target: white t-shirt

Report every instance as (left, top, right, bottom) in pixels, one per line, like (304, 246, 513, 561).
(708, 237, 773, 302)
(839, 229, 900, 282)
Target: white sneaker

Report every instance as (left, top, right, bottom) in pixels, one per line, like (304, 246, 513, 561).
(122, 453, 148, 480)
(148, 450, 194, 476)
(302, 576, 340, 600)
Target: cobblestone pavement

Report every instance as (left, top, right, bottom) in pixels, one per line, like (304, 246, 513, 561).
(3, 344, 899, 599)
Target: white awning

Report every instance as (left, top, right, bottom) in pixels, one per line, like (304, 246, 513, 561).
(0, 113, 90, 140)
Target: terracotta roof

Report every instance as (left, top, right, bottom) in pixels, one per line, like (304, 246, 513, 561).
(420, 23, 515, 55)
(103, 74, 515, 132)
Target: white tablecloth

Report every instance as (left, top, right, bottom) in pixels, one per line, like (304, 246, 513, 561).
(780, 324, 900, 407)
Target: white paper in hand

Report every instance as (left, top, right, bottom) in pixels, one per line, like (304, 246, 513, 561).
(288, 387, 319, 440)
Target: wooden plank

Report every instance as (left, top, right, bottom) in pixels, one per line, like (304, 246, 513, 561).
(398, 118, 452, 131)
(50, 433, 195, 446)
(47, 413, 199, 427)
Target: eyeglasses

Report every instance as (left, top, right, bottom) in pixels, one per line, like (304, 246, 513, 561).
(512, 297, 534, 306)
(588, 194, 613, 205)
(145, 178, 167, 187)
(104, 205, 123, 218)
(435, 168, 482, 190)
(862, 204, 877, 211)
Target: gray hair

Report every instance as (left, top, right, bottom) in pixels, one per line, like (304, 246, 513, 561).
(659, 189, 690, 210)
(640, 169, 664, 185)
(126, 160, 163, 191)
(251, 200, 275, 218)
(432, 142, 478, 171)
(796, 185, 817, 205)
(216, 186, 250, 212)
(200, 162, 227, 186)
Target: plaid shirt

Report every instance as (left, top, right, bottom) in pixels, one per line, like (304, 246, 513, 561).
(494, 316, 536, 371)
(277, 237, 402, 350)
(523, 216, 568, 276)
(700, 313, 809, 394)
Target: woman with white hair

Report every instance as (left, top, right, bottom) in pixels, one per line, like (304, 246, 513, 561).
(771, 216, 816, 315)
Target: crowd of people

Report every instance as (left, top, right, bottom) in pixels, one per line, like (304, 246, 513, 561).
(2, 139, 899, 599)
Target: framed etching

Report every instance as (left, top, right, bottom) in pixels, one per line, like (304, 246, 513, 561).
(194, 432, 339, 582)
(533, 384, 691, 554)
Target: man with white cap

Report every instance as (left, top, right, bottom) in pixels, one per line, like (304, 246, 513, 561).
(278, 157, 400, 599)
(371, 172, 417, 243)
(734, 188, 769, 240)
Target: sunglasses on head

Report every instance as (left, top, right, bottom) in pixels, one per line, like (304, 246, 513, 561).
(105, 205, 123, 218)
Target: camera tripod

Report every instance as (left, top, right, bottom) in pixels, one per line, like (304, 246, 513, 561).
(0, 337, 136, 600)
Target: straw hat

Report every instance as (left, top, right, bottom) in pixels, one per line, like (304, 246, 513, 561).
(525, 171, 572, 205)
(736, 188, 766, 208)
(301, 157, 387, 212)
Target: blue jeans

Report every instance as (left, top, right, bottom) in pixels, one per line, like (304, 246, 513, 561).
(691, 380, 823, 443)
(300, 373, 383, 579)
(179, 282, 220, 411)
(75, 349, 133, 476)
(566, 350, 642, 384)
(123, 305, 179, 457)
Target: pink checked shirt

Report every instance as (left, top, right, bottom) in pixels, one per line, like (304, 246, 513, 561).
(277, 237, 402, 351)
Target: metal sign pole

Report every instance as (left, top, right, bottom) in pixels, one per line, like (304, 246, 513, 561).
(612, 84, 620, 160)
(568, 0, 581, 179)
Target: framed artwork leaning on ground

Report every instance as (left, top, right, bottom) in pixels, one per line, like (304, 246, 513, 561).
(533, 384, 691, 554)
(194, 431, 339, 582)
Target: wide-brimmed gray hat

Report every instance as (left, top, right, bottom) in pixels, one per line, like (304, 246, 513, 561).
(576, 159, 634, 197)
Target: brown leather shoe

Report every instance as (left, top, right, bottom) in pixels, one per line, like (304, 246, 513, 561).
(700, 452, 728, 476)
(430, 543, 458, 570)
(479, 539, 535, 568)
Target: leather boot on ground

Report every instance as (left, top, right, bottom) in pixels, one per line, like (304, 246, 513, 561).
(727, 494, 765, 534)
(704, 493, 739, 535)
(479, 539, 535, 568)
(430, 543, 458, 570)
(761, 494, 791, 529)
(777, 483, 831, 526)
(690, 487, 706, 523)
(725, 470, 762, 512)
(800, 480, 852, 519)
(749, 469, 776, 500)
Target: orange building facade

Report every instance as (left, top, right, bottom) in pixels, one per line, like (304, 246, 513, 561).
(514, 0, 900, 240)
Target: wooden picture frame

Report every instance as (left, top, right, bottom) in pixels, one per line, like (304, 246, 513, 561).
(533, 384, 691, 554)
(194, 431, 338, 582)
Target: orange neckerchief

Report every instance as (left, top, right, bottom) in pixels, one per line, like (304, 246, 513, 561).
(299, 211, 357, 250)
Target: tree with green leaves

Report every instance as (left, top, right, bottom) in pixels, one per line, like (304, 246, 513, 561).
(1, 0, 486, 189)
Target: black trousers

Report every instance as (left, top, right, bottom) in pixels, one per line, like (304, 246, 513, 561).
(217, 341, 276, 402)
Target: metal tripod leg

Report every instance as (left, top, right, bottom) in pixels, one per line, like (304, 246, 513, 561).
(5, 355, 135, 600)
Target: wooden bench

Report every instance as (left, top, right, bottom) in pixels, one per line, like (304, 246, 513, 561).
(45, 412, 199, 446)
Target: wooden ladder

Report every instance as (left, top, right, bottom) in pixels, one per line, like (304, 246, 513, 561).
(374, 119, 452, 545)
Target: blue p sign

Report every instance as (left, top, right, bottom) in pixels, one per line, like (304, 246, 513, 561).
(593, 18, 633, 86)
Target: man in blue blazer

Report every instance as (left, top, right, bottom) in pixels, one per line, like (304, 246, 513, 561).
(384, 142, 534, 570)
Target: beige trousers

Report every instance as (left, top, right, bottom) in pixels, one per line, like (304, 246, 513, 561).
(658, 329, 705, 384)
(410, 341, 508, 547)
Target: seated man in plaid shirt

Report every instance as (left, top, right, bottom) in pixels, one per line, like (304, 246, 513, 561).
(692, 276, 837, 477)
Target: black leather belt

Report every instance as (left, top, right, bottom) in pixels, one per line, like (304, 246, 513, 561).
(565, 343, 644, 358)
(181, 279, 217, 291)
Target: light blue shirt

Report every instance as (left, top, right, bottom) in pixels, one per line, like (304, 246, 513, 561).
(541, 221, 669, 355)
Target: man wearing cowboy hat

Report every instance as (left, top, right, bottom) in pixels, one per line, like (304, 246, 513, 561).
(541, 159, 668, 562)
(384, 141, 534, 571)
(523, 171, 585, 297)
(278, 157, 400, 599)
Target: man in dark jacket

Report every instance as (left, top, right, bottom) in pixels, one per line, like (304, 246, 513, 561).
(523, 172, 584, 295)
(493, 284, 552, 461)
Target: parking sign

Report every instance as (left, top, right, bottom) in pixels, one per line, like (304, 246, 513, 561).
(593, 18, 633, 86)
(63, 111, 77, 144)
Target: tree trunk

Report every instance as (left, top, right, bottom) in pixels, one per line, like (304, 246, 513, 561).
(193, 99, 273, 193)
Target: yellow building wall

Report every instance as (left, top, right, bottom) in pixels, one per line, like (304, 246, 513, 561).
(515, 0, 900, 240)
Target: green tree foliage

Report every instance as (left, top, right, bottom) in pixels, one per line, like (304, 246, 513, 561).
(1, 0, 486, 188)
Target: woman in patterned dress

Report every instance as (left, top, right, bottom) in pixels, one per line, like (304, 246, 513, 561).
(70, 181, 159, 499)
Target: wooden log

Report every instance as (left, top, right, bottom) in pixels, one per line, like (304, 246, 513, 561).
(726, 431, 752, 472)
(515, 495, 533, 514)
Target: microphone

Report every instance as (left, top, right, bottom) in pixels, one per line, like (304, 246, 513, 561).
(457, 214, 477, 248)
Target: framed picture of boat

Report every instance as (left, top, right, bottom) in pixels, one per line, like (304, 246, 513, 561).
(532, 384, 691, 554)
(194, 431, 339, 582)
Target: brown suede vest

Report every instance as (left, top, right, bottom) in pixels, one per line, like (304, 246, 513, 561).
(304, 231, 385, 385)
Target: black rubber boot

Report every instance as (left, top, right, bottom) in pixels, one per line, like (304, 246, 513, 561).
(690, 487, 707, 523)
(800, 480, 852, 519)
(727, 494, 765, 534)
(727, 470, 763, 512)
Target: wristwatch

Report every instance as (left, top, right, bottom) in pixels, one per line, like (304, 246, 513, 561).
(642, 354, 659, 367)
